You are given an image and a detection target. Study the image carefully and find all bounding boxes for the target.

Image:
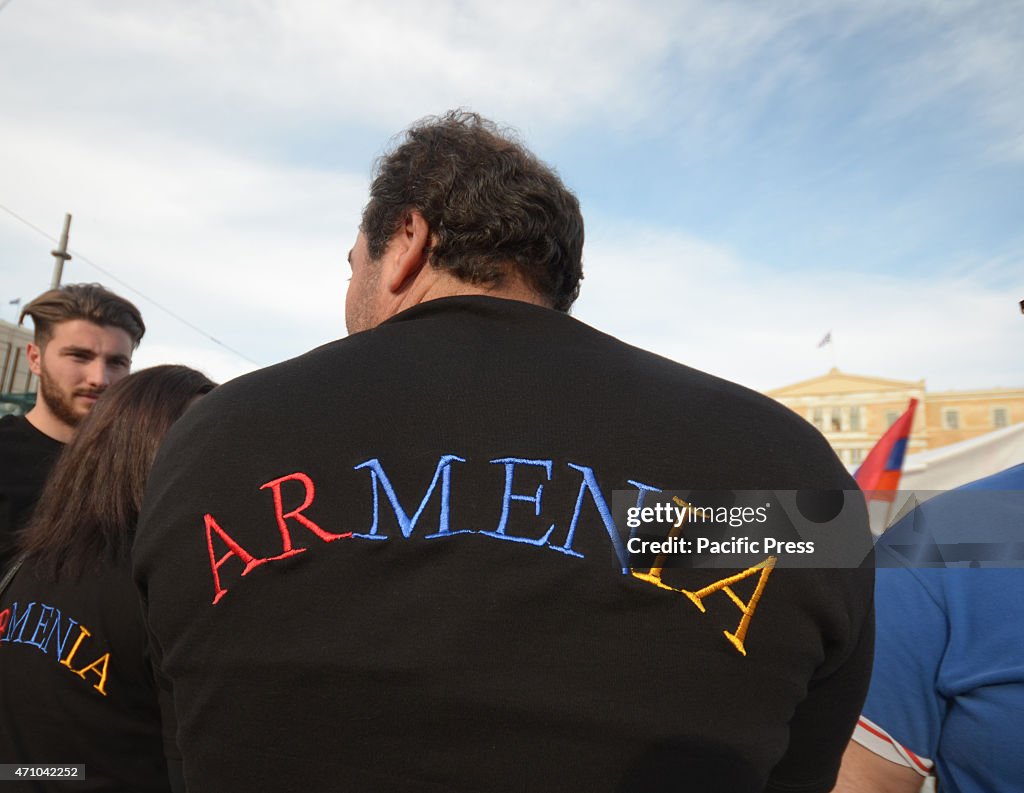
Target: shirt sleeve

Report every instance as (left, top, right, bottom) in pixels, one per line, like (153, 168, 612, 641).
(853, 554, 945, 775)
(766, 572, 876, 793)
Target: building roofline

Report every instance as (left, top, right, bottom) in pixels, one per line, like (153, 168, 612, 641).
(765, 367, 925, 396)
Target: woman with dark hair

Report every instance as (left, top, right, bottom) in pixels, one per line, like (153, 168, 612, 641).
(0, 365, 215, 792)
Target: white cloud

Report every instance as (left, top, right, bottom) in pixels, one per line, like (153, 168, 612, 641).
(0, 114, 364, 380)
(4, 0, 1020, 166)
(816, 0, 1024, 162)
(2, 0, 1021, 392)
(576, 221, 1024, 392)
(0, 0, 799, 138)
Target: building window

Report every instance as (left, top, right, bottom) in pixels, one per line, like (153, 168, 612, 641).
(830, 408, 842, 433)
(812, 407, 823, 431)
(993, 408, 1009, 428)
(849, 406, 862, 432)
(885, 411, 899, 428)
(944, 409, 960, 430)
(850, 448, 864, 465)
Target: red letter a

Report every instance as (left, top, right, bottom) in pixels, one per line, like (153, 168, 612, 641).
(205, 513, 268, 605)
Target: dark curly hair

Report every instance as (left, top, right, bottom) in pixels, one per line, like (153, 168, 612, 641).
(361, 110, 584, 312)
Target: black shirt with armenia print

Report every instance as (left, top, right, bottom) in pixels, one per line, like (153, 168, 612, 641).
(134, 296, 874, 793)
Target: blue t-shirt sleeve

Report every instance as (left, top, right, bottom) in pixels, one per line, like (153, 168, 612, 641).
(861, 548, 946, 762)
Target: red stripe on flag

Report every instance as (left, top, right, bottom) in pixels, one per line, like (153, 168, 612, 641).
(854, 398, 918, 496)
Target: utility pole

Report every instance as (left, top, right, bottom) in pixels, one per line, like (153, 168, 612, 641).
(50, 213, 72, 288)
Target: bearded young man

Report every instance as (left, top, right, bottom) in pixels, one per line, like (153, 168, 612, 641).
(0, 283, 145, 571)
(134, 111, 873, 793)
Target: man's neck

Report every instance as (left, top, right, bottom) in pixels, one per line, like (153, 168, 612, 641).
(390, 271, 551, 318)
(24, 404, 74, 444)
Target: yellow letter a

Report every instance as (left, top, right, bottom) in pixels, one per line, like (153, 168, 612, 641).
(681, 556, 777, 656)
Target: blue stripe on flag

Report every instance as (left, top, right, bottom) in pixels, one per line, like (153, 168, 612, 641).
(885, 438, 909, 471)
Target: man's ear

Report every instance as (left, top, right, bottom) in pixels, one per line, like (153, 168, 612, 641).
(385, 211, 432, 293)
(26, 342, 42, 376)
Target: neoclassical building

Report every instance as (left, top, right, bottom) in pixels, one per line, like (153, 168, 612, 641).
(765, 368, 1024, 467)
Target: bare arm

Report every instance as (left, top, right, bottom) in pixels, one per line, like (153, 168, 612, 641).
(832, 741, 925, 793)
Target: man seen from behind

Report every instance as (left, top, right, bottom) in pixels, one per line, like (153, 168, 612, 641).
(134, 111, 873, 793)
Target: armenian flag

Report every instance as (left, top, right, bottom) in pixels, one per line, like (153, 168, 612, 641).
(854, 398, 917, 501)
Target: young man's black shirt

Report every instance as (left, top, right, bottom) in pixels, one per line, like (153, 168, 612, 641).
(0, 415, 63, 572)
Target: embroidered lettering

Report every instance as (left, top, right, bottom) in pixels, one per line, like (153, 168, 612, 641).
(0, 598, 112, 696)
(59, 624, 92, 669)
(631, 496, 776, 655)
(204, 513, 271, 605)
(354, 455, 466, 539)
(627, 480, 663, 538)
(193, 457, 673, 607)
(26, 604, 55, 649)
(480, 458, 555, 546)
(633, 556, 777, 656)
(555, 464, 625, 567)
(3, 601, 36, 643)
(72, 652, 112, 696)
(631, 497, 691, 586)
(259, 472, 350, 549)
(1, 600, 78, 657)
(43, 612, 80, 658)
(685, 558, 777, 656)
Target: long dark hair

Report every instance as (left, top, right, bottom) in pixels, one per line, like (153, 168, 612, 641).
(19, 365, 216, 579)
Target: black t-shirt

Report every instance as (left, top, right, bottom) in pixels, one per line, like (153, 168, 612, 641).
(0, 558, 172, 793)
(0, 415, 64, 573)
(134, 296, 873, 793)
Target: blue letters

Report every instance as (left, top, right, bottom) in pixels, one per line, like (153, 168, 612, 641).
(480, 458, 556, 547)
(43, 611, 80, 659)
(26, 604, 54, 649)
(2, 601, 35, 644)
(627, 479, 663, 540)
(553, 464, 629, 571)
(353, 455, 467, 539)
(1, 600, 81, 660)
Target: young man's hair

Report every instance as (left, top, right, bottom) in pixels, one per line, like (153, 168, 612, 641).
(19, 282, 146, 349)
(19, 365, 216, 580)
(361, 110, 585, 312)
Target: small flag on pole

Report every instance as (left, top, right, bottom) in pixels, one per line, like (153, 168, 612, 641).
(854, 398, 917, 500)
(817, 331, 832, 348)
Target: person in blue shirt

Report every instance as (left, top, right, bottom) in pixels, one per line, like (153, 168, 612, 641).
(836, 462, 1024, 793)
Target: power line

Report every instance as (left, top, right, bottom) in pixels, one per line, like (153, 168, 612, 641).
(0, 203, 263, 367)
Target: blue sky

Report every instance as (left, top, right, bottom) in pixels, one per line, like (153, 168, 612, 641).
(1, 0, 1022, 392)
